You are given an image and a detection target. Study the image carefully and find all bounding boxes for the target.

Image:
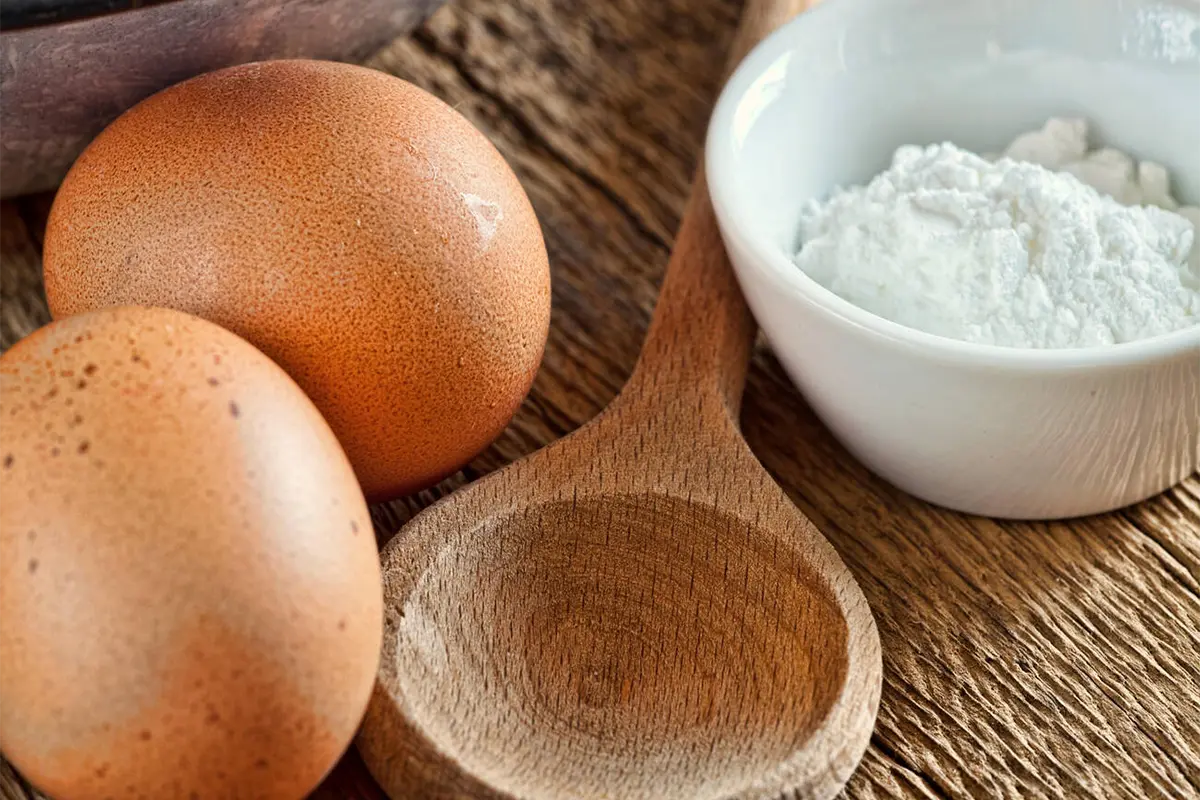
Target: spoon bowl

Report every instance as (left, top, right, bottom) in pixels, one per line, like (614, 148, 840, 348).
(364, 473, 864, 799)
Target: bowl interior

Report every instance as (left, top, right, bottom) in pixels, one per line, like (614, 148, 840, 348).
(392, 493, 849, 800)
(714, 0, 1200, 272)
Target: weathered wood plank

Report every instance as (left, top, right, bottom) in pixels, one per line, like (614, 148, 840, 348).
(2, 1, 1198, 798)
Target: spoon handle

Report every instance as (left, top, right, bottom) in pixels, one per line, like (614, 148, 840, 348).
(623, 0, 817, 422)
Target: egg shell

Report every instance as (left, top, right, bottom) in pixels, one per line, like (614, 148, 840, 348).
(42, 59, 552, 500)
(0, 307, 382, 799)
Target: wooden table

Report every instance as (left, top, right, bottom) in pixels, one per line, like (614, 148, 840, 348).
(3, 2, 1199, 798)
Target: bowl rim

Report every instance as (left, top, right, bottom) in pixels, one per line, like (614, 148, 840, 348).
(705, 1, 1200, 372)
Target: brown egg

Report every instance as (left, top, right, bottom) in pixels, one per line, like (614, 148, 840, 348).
(43, 59, 551, 500)
(0, 307, 382, 800)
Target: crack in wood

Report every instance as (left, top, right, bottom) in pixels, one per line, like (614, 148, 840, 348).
(870, 733, 955, 800)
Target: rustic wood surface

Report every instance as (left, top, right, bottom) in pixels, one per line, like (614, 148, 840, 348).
(2, 0, 1198, 798)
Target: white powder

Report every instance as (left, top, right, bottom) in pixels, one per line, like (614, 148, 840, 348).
(793, 118, 1200, 348)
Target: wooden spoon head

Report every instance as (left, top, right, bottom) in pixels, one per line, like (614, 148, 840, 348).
(358, 437, 881, 800)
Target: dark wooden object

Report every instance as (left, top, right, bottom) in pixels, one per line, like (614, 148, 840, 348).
(0, 0, 445, 197)
(2, 1, 1199, 798)
(1, 0, 174, 29)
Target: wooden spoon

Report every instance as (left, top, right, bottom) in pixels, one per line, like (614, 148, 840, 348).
(357, 1, 881, 798)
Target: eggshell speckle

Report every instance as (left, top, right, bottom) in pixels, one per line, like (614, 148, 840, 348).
(0, 307, 382, 799)
(43, 59, 552, 500)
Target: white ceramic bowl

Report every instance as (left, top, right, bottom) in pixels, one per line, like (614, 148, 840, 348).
(707, 0, 1200, 519)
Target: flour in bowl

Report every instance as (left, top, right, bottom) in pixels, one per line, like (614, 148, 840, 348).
(792, 118, 1200, 348)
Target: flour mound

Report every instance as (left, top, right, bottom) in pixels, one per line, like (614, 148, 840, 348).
(793, 119, 1200, 348)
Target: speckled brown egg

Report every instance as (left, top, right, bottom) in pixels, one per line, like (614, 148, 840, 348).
(0, 306, 382, 800)
(42, 59, 551, 501)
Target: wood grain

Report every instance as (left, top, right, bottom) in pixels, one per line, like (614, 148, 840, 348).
(2, 0, 1199, 798)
